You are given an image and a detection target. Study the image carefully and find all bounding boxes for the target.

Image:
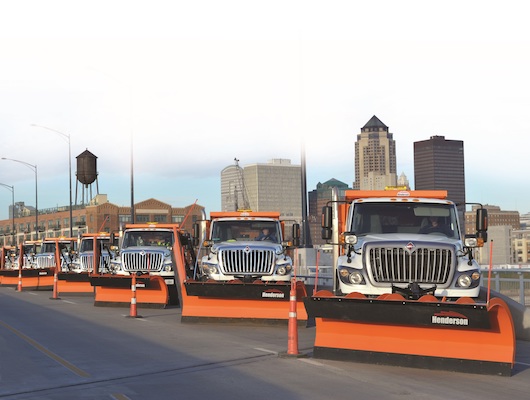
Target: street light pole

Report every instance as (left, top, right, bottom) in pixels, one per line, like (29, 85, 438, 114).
(0, 183, 15, 245)
(1, 158, 38, 241)
(31, 124, 73, 237)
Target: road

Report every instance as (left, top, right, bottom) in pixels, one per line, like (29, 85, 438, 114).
(1, 287, 530, 400)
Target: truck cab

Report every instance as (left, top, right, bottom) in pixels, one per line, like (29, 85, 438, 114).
(197, 211, 295, 283)
(322, 190, 487, 299)
(70, 233, 113, 273)
(35, 238, 77, 271)
(109, 224, 176, 287)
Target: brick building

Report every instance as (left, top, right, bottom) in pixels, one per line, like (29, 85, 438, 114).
(0, 194, 204, 246)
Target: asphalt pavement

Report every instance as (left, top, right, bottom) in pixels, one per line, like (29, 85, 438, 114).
(1, 287, 530, 400)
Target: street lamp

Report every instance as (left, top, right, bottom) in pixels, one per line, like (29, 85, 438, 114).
(1, 158, 38, 240)
(31, 124, 73, 237)
(0, 183, 15, 245)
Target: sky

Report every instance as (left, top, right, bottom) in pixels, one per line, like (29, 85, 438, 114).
(0, 0, 529, 221)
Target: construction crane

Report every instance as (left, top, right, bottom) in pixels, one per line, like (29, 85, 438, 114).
(234, 158, 250, 210)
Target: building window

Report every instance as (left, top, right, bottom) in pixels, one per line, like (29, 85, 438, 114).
(154, 215, 167, 223)
(136, 215, 150, 223)
(119, 214, 131, 223)
(172, 215, 184, 223)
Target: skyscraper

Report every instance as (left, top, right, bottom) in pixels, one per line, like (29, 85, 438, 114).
(307, 178, 350, 246)
(354, 115, 397, 190)
(221, 159, 249, 212)
(220, 158, 302, 224)
(413, 135, 465, 209)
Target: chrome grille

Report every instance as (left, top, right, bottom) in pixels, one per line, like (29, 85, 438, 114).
(36, 255, 56, 268)
(220, 249, 275, 275)
(367, 245, 453, 284)
(122, 251, 164, 272)
(80, 254, 111, 272)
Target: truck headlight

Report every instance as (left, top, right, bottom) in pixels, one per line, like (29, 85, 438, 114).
(339, 267, 365, 285)
(110, 260, 122, 270)
(457, 274, 472, 288)
(202, 264, 218, 275)
(276, 265, 292, 276)
(348, 271, 363, 284)
(457, 271, 481, 288)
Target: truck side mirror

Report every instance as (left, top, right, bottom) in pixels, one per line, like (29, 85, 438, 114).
(321, 206, 332, 240)
(476, 208, 488, 243)
(292, 223, 300, 247)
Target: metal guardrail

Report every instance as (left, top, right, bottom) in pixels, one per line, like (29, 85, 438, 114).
(482, 272, 530, 306)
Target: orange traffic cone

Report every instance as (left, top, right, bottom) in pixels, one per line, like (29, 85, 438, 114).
(279, 278, 305, 358)
(287, 278, 299, 355)
(127, 274, 142, 318)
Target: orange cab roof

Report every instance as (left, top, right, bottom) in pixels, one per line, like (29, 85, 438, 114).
(210, 211, 281, 219)
(124, 223, 180, 229)
(344, 190, 448, 201)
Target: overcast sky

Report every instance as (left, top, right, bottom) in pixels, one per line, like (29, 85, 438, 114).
(0, 0, 529, 221)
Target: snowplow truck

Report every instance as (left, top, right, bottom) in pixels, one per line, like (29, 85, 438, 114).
(90, 223, 184, 308)
(57, 233, 113, 294)
(177, 210, 308, 323)
(70, 233, 113, 274)
(303, 189, 516, 376)
(0, 242, 40, 287)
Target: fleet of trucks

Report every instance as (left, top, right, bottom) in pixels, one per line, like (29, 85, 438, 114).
(0, 189, 519, 375)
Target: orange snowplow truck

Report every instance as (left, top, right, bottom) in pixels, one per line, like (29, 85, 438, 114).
(304, 189, 516, 376)
(90, 223, 196, 308)
(175, 210, 308, 323)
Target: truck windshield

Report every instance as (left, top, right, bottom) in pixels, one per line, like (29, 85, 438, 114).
(351, 202, 459, 239)
(122, 231, 174, 248)
(41, 243, 56, 253)
(40, 242, 76, 254)
(79, 238, 109, 252)
(23, 244, 37, 255)
(211, 221, 280, 243)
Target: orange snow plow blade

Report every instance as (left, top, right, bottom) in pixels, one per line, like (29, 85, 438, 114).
(57, 273, 93, 294)
(0, 245, 53, 290)
(0, 268, 54, 290)
(172, 236, 308, 324)
(304, 291, 515, 376)
(90, 275, 169, 308)
(181, 279, 308, 323)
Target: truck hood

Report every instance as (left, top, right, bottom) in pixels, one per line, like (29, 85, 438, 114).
(358, 233, 461, 248)
(121, 246, 171, 256)
(212, 240, 282, 252)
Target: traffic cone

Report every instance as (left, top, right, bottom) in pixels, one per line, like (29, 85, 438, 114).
(16, 244, 22, 292)
(287, 278, 299, 355)
(127, 274, 142, 318)
(50, 269, 60, 300)
(50, 246, 61, 300)
(16, 269, 22, 292)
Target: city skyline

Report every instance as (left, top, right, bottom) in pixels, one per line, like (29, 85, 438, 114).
(1, 1, 529, 218)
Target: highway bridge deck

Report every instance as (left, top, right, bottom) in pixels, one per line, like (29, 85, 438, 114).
(1, 287, 529, 400)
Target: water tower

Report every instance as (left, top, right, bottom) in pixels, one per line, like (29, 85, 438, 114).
(75, 149, 99, 205)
